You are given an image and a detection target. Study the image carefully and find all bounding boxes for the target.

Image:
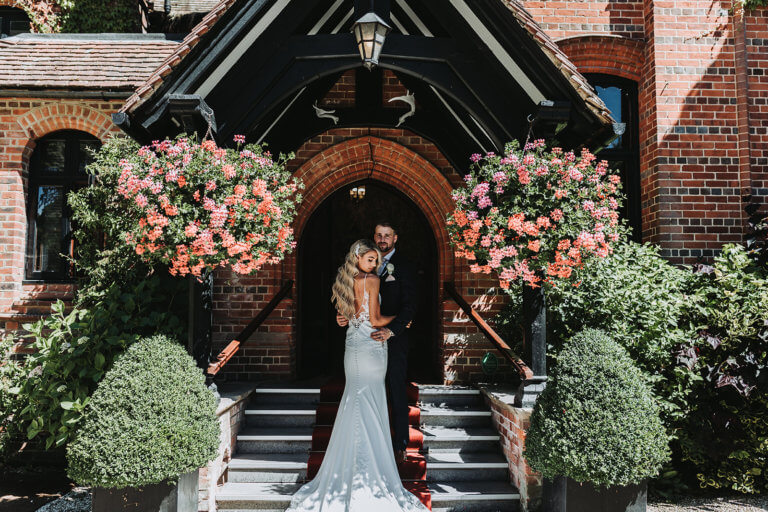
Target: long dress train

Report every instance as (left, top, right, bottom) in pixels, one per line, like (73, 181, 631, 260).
(286, 277, 429, 512)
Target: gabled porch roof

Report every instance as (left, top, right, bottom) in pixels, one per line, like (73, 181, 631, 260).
(115, 0, 616, 169)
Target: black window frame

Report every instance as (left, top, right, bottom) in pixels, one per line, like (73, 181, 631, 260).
(0, 7, 31, 38)
(586, 73, 642, 241)
(25, 130, 100, 282)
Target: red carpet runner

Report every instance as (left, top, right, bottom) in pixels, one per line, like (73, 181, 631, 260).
(307, 377, 431, 509)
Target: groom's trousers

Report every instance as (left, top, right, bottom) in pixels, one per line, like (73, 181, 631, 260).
(386, 331, 410, 452)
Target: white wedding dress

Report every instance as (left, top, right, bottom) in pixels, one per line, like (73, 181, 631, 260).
(286, 275, 429, 512)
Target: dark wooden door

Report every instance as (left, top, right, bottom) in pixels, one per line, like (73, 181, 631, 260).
(297, 179, 440, 383)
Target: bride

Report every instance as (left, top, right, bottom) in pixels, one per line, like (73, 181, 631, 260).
(286, 239, 429, 512)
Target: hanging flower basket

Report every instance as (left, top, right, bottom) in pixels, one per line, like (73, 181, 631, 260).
(447, 139, 625, 290)
(115, 134, 303, 280)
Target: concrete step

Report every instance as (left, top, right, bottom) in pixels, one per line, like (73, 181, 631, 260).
(252, 387, 320, 407)
(418, 385, 483, 408)
(422, 426, 501, 453)
(228, 454, 308, 483)
(244, 405, 316, 428)
(426, 452, 509, 482)
(236, 427, 312, 454)
(420, 404, 492, 428)
(216, 482, 299, 510)
(429, 481, 520, 511)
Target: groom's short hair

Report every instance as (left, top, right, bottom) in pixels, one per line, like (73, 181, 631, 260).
(375, 221, 397, 235)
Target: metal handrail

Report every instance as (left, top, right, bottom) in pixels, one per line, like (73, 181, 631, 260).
(206, 279, 294, 376)
(444, 282, 534, 381)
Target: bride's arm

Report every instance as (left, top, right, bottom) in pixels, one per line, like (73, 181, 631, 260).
(366, 275, 395, 328)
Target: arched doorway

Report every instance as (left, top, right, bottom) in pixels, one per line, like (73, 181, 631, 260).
(297, 179, 440, 383)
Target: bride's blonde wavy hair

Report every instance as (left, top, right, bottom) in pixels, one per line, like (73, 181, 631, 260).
(331, 239, 381, 319)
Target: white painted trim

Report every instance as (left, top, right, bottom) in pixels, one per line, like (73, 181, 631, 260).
(469, 114, 498, 151)
(195, 0, 291, 98)
(256, 86, 306, 143)
(330, 8, 354, 34)
(390, 13, 409, 35)
(394, 0, 433, 37)
(430, 85, 488, 153)
(449, 0, 545, 104)
(308, 0, 345, 35)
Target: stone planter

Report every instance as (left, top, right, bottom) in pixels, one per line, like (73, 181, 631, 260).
(543, 476, 647, 512)
(92, 469, 198, 512)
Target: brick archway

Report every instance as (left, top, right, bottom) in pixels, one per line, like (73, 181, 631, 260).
(17, 103, 116, 142)
(286, 135, 456, 283)
(556, 35, 644, 82)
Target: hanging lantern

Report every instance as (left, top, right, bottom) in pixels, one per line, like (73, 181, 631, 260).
(352, 11, 392, 70)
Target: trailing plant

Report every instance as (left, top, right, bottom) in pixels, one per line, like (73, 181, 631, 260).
(110, 134, 302, 280)
(525, 328, 669, 486)
(0, 275, 186, 454)
(447, 139, 625, 291)
(67, 334, 219, 487)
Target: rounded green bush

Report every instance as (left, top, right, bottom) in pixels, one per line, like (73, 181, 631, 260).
(66, 334, 219, 487)
(525, 328, 669, 487)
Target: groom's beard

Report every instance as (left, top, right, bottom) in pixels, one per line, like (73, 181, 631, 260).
(377, 242, 392, 253)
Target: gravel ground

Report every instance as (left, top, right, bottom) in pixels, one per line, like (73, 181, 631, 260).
(35, 488, 90, 512)
(649, 495, 768, 512)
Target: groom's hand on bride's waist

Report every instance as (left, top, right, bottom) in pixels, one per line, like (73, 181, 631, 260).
(336, 314, 348, 327)
(371, 328, 393, 343)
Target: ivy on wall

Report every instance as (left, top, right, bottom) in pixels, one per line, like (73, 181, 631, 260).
(14, 0, 139, 33)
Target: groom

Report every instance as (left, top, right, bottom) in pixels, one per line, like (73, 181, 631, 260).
(338, 221, 418, 465)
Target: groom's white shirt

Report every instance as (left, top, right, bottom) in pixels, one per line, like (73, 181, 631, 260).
(378, 248, 395, 276)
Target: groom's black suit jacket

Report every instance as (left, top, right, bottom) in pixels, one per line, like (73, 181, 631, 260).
(378, 250, 418, 338)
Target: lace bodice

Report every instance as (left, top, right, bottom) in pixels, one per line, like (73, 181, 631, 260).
(350, 274, 370, 329)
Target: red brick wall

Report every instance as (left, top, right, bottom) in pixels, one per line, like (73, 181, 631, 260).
(746, 7, 768, 205)
(0, 98, 122, 338)
(522, 0, 645, 41)
(212, 128, 512, 383)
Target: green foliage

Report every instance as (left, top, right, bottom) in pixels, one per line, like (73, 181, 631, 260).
(525, 328, 669, 487)
(680, 245, 768, 494)
(0, 277, 186, 454)
(22, 0, 139, 33)
(737, 0, 768, 11)
(66, 334, 219, 487)
(547, 242, 698, 425)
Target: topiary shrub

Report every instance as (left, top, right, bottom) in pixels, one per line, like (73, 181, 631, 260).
(525, 328, 669, 487)
(66, 334, 219, 487)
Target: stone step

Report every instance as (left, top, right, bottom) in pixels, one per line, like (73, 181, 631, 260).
(215, 482, 300, 510)
(426, 452, 509, 482)
(244, 405, 316, 428)
(228, 454, 308, 483)
(429, 481, 520, 511)
(215, 481, 520, 511)
(236, 427, 312, 454)
(422, 426, 501, 453)
(420, 404, 492, 428)
(252, 387, 320, 406)
(418, 385, 484, 408)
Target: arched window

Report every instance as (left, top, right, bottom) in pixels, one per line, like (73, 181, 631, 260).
(26, 131, 100, 281)
(586, 74, 642, 241)
(0, 7, 31, 38)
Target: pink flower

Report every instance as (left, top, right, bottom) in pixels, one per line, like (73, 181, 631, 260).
(206, 180, 217, 191)
(470, 153, 482, 162)
(517, 169, 531, 185)
(135, 194, 148, 208)
(550, 209, 564, 222)
(233, 134, 246, 144)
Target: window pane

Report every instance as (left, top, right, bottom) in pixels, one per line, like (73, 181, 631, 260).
(78, 140, 99, 174)
(39, 139, 67, 173)
(595, 85, 623, 149)
(33, 186, 65, 274)
(9, 19, 29, 35)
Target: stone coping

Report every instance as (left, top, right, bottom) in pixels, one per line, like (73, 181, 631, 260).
(213, 381, 259, 417)
(477, 383, 530, 411)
